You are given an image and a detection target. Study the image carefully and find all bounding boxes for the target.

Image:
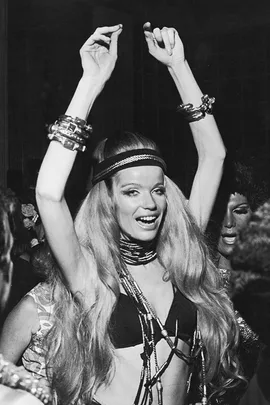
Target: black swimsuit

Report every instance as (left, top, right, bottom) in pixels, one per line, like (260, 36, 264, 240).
(110, 288, 197, 349)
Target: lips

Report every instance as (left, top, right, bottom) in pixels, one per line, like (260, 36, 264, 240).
(221, 233, 237, 245)
(136, 215, 158, 229)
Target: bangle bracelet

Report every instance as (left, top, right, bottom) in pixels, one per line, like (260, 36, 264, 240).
(49, 125, 87, 145)
(177, 94, 215, 122)
(58, 114, 93, 135)
(48, 132, 86, 152)
(47, 114, 93, 152)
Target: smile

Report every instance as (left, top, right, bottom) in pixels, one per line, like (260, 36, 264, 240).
(136, 215, 158, 228)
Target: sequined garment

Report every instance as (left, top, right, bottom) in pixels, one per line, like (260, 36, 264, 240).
(219, 268, 260, 349)
(22, 282, 55, 380)
(0, 354, 52, 404)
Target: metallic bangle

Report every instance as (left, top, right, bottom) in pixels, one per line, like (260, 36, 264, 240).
(47, 114, 93, 152)
(49, 125, 87, 145)
(177, 94, 215, 122)
(58, 114, 93, 135)
(48, 122, 89, 140)
(47, 132, 86, 152)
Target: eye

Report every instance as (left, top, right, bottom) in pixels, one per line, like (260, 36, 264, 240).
(234, 207, 250, 215)
(123, 189, 139, 197)
(153, 187, 165, 196)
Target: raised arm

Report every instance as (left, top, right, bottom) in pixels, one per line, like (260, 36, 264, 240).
(143, 23, 226, 231)
(36, 25, 123, 293)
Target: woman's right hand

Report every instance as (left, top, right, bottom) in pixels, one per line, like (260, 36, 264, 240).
(80, 24, 123, 82)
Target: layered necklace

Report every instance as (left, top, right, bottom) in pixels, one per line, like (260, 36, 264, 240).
(119, 236, 207, 405)
(120, 236, 157, 265)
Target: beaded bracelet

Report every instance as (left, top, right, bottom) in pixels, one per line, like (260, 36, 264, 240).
(177, 94, 215, 122)
(0, 354, 52, 404)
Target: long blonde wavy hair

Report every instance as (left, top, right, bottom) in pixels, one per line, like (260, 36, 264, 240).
(46, 132, 242, 404)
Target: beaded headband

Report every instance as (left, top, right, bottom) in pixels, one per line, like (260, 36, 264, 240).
(92, 148, 167, 185)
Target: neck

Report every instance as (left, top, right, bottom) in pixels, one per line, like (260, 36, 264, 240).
(119, 234, 157, 266)
(218, 254, 232, 271)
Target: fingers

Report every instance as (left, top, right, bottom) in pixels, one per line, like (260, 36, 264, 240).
(143, 22, 156, 52)
(109, 24, 123, 56)
(143, 22, 176, 55)
(83, 24, 123, 48)
(94, 24, 123, 36)
(143, 21, 152, 33)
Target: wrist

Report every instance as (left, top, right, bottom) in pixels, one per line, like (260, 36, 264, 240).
(168, 59, 188, 77)
(65, 76, 105, 121)
(79, 75, 105, 94)
(168, 60, 203, 105)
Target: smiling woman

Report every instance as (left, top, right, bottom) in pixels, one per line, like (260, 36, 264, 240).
(113, 165, 167, 242)
(34, 23, 242, 405)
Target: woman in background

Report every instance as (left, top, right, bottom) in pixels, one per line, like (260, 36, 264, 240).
(207, 158, 268, 392)
(232, 200, 270, 405)
(0, 187, 51, 405)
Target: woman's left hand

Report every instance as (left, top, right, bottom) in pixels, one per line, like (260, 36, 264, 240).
(143, 22, 185, 68)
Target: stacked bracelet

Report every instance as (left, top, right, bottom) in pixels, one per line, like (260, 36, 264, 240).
(177, 94, 215, 122)
(47, 114, 93, 152)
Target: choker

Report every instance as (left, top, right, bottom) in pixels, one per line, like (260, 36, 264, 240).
(120, 236, 157, 265)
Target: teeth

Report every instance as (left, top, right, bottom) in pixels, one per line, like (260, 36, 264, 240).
(137, 216, 156, 223)
(223, 236, 236, 244)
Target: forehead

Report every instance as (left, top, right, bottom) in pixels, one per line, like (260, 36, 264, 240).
(114, 165, 164, 186)
(228, 192, 249, 206)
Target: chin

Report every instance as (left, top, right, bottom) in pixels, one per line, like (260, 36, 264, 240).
(218, 246, 234, 260)
(130, 230, 158, 243)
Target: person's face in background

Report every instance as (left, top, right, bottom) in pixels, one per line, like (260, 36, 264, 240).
(113, 165, 167, 242)
(218, 193, 251, 260)
(218, 193, 251, 258)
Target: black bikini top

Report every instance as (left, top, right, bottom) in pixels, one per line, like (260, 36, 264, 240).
(109, 288, 197, 349)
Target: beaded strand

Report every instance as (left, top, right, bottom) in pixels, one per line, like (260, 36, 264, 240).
(118, 265, 207, 404)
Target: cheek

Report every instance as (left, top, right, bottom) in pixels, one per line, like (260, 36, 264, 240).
(157, 196, 167, 211)
(237, 215, 251, 230)
(114, 197, 135, 222)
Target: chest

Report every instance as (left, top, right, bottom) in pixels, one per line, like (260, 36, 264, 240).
(123, 263, 172, 321)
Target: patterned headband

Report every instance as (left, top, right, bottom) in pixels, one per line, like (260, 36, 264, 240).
(92, 148, 167, 186)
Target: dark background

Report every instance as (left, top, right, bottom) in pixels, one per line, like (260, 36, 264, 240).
(7, 0, 270, 206)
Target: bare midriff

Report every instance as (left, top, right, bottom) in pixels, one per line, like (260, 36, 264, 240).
(94, 338, 190, 405)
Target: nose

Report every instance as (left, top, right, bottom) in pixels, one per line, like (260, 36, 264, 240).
(142, 192, 157, 210)
(223, 210, 235, 229)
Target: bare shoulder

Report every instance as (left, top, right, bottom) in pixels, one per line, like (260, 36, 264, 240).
(3, 295, 40, 335)
(15, 295, 39, 319)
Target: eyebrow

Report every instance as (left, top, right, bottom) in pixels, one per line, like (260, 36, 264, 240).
(120, 182, 164, 189)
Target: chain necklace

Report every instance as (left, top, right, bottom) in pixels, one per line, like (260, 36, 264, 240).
(118, 264, 207, 405)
